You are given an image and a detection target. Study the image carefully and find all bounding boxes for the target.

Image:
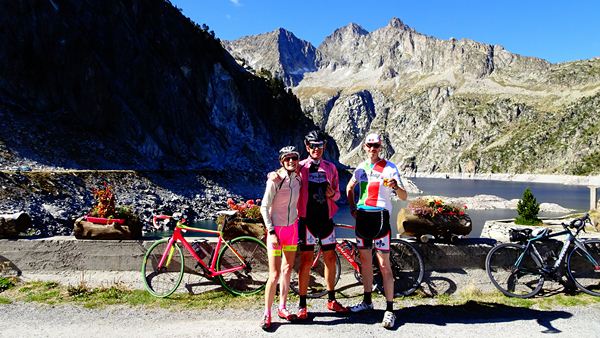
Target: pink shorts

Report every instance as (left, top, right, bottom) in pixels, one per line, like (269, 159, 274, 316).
(267, 221, 298, 256)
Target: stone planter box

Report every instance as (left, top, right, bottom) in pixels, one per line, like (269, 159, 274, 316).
(0, 212, 31, 238)
(397, 208, 472, 241)
(74, 216, 142, 240)
(218, 218, 265, 241)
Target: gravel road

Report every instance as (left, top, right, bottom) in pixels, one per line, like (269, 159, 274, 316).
(1, 299, 599, 337)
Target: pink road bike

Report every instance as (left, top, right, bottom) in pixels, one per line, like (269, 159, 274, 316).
(141, 211, 268, 297)
(290, 224, 424, 298)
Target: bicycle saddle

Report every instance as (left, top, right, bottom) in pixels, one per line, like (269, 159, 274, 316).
(532, 228, 551, 238)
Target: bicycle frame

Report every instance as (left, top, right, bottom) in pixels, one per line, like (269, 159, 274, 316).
(516, 224, 600, 273)
(153, 215, 246, 278)
(311, 224, 360, 271)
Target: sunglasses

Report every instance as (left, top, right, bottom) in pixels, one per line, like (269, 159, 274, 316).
(282, 156, 299, 161)
(365, 143, 381, 149)
(308, 143, 324, 150)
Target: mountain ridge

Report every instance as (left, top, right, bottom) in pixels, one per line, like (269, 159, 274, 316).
(224, 18, 600, 175)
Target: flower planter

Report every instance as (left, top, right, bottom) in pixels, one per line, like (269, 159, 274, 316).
(218, 217, 266, 241)
(74, 216, 142, 240)
(83, 216, 126, 225)
(397, 208, 472, 242)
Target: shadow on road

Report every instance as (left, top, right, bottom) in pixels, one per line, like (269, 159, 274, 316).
(396, 300, 572, 333)
(268, 300, 572, 333)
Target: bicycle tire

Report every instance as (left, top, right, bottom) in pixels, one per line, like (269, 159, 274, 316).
(485, 242, 544, 298)
(567, 238, 600, 297)
(216, 236, 268, 296)
(141, 238, 185, 298)
(290, 246, 341, 298)
(373, 239, 424, 297)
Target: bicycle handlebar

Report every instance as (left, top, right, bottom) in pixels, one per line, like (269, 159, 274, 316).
(563, 213, 590, 231)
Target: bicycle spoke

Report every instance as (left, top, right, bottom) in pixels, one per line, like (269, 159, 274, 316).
(486, 243, 544, 298)
(141, 239, 185, 298)
(217, 237, 268, 296)
(568, 239, 600, 296)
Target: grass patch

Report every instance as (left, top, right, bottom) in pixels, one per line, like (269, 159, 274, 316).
(0, 276, 17, 291)
(2, 279, 599, 311)
(1, 279, 263, 310)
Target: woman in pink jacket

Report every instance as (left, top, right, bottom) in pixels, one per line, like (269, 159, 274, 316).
(259, 146, 301, 330)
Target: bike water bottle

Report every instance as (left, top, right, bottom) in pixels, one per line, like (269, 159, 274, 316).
(342, 240, 353, 255)
(191, 239, 211, 259)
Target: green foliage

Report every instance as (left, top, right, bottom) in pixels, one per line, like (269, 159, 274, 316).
(515, 188, 542, 225)
(573, 151, 600, 175)
(0, 277, 15, 292)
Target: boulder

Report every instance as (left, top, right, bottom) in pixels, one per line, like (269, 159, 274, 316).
(397, 208, 472, 242)
(0, 212, 31, 238)
(219, 218, 266, 241)
(73, 217, 142, 240)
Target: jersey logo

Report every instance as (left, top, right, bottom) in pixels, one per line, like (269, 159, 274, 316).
(308, 172, 327, 183)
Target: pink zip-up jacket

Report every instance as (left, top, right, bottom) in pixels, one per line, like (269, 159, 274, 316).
(297, 157, 340, 219)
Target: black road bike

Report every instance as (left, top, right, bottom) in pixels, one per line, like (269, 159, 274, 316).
(485, 214, 600, 298)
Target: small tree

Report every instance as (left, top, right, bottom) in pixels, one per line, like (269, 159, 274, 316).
(515, 187, 541, 225)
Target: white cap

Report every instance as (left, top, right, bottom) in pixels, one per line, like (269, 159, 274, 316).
(364, 133, 381, 144)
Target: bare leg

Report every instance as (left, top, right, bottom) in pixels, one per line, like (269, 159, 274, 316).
(376, 251, 394, 302)
(264, 251, 281, 315)
(298, 250, 314, 298)
(323, 249, 338, 291)
(358, 248, 374, 293)
(279, 249, 296, 309)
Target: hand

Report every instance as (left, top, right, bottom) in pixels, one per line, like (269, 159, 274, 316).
(386, 178, 399, 190)
(270, 233, 279, 246)
(325, 184, 335, 199)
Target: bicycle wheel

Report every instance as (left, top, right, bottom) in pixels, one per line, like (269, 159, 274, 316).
(373, 239, 424, 296)
(290, 246, 341, 298)
(567, 239, 600, 296)
(141, 238, 185, 298)
(485, 243, 544, 298)
(216, 236, 268, 296)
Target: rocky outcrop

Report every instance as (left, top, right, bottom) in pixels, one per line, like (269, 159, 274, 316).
(224, 28, 321, 86)
(0, 0, 317, 172)
(226, 18, 600, 174)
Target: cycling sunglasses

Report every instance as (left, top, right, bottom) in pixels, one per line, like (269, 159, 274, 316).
(365, 143, 381, 149)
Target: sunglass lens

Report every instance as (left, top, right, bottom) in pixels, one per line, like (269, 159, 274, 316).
(366, 143, 380, 148)
(284, 156, 298, 161)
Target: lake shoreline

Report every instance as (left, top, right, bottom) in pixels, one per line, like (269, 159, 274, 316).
(410, 172, 600, 186)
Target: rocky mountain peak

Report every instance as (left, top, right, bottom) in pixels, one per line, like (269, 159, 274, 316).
(387, 17, 411, 31)
(321, 22, 369, 46)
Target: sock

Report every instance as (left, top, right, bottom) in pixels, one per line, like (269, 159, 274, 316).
(363, 292, 372, 305)
(299, 295, 307, 308)
(386, 301, 393, 312)
(264, 308, 271, 318)
(328, 291, 336, 301)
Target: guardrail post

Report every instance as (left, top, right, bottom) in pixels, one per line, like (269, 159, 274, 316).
(589, 185, 598, 210)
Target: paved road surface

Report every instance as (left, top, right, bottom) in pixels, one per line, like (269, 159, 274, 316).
(1, 299, 599, 337)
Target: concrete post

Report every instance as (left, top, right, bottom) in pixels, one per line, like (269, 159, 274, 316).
(589, 186, 598, 211)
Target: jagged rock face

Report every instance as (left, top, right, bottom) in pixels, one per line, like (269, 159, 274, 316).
(0, 0, 315, 171)
(226, 17, 600, 174)
(224, 28, 320, 86)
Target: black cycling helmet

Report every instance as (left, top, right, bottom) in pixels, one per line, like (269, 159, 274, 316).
(278, 146, 300, 161)
(304, 130, 326, 146)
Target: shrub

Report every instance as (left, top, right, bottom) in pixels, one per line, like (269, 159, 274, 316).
(0, 277, 16, 292)
(515, 188, 542, 225)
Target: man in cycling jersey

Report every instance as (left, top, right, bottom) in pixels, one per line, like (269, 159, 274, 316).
(296, 130, 348, 319)
(346, 132, 407, 329)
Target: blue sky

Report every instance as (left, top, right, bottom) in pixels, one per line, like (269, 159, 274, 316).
(171, 0, 600, 64)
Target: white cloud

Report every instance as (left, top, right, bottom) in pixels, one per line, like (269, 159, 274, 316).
(229, 0, 241, 6)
